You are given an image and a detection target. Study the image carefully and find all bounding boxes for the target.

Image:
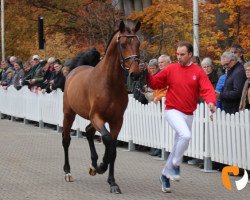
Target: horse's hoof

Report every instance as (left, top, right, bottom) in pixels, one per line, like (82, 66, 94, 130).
(89, 164, 97, 176)
(96, 163, 107, 174)
(64, 173, 74, 182)
(110, 185, 122, 194)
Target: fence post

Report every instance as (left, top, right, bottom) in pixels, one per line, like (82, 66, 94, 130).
(161, 148, 168, 160)
(57, 125, 63, 133)
(76, 128, 82, 138)
(153, 148, 168, 161)
(128, 140, 135, 151)
(39, 120, 44, 128)
(154, 99, 168, 161)
(201, 106, 217, 173)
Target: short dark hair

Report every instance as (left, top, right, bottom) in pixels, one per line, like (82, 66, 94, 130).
(54, 59, 62, 65)
(14, 60, 23, 68)
(192, 56, 200, 65)
(177, 41, 193, 54)
(231, 44, 244, 53)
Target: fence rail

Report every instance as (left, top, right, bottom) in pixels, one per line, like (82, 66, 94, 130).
(0, 86, 249, 170)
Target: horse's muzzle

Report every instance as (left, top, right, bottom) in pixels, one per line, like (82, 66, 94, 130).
(130, 72, 140, 81)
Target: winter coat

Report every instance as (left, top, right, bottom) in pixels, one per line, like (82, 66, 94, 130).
(220, 62, 247, 114)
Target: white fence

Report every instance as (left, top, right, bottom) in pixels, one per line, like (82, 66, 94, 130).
(0, 86, 249, 170)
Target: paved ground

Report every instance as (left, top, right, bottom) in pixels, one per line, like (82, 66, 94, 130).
(0, 119, 249, 200)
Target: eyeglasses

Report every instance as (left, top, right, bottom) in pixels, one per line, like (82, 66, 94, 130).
(223, 61, 231, 67)
(202, 65, 211, 69)
(230, 50, 240, 54)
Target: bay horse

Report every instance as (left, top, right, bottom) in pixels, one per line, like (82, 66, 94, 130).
(62, 20, 141, 194)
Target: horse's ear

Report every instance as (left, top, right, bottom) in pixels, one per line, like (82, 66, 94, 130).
(133, 21, 141, 33)
(119, 20, 126, 33)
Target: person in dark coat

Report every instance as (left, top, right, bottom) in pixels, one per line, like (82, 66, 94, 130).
(42, 60, 65, 93)
(216, 51, 247, 114)
(230, 44, 246, 64)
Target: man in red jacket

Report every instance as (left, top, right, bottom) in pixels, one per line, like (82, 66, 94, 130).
(147, 41, 216, 193)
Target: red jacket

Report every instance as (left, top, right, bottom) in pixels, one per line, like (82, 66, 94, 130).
(148, 63, 216, 115)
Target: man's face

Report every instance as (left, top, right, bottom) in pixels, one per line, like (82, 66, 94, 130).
(32, 59, 39, 66)
(10, 57, 16, 65)
(24, 65, 31, 71)
(176, 46, 192, 66)
(43, 63, 49, 71)
(148, 65, 159, 75)
(230, 47, 242, 61)
(1, 61, 7, 69)
(14, 63, 21, 70)
(221, 58, 233, 70)
(158, 58, 169, 70)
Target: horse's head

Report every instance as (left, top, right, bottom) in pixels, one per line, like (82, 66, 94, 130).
(116, 21, 141, 80)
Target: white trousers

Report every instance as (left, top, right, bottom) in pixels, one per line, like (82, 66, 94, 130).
(162, 109, 193, 176)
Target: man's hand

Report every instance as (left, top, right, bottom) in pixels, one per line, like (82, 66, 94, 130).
(208, 102, 215, 113)
(208, 102, 215, 121)
(29, 79, 36, 85)
(215, 90, 220, 99)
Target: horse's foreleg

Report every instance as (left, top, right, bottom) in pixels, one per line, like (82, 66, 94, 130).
(108, 139, 121, 194)
(62, 112, 75, 182)
(96, 125, 111, 174)
(85, 124, 99, 176)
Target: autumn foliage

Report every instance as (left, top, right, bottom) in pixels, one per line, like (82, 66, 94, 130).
(1, 0, 249, 64)
(1, 0, 120, 61)
(129, 0, 249, 63)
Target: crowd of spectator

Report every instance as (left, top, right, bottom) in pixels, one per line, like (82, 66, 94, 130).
(1, 44, 248, 112)
(0, 48, 101, 95)
(1, 44, 249, 115)
(0, 54, 71, 94)
(129, 44, 249, 115)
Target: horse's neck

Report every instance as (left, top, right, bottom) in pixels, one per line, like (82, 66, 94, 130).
(99, 42, 125, 86)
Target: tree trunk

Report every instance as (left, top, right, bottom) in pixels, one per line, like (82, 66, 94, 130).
(214, 0, 231, 48)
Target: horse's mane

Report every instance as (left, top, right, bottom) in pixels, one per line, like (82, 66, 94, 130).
(105, 30, 119, 54)
(68, 48, 101, 71)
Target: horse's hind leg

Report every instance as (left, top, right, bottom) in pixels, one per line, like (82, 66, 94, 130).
(85, 123, 99, 176)
(62, 111, 76, 182)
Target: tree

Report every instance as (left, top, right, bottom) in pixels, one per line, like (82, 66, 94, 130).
(129, 0, 193, 61)
(2, 0, 122, 61)
(129, 0, 249, 63)
(202, 0, 250, 61)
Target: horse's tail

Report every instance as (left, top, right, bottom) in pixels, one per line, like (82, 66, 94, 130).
(68, 48, 101, 71)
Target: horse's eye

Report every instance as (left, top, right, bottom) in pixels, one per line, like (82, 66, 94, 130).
(121, 43, 127, 49)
